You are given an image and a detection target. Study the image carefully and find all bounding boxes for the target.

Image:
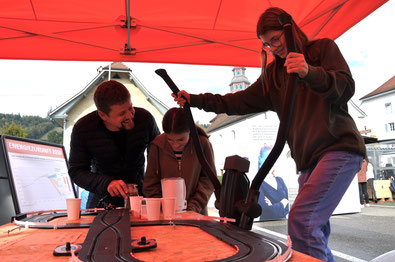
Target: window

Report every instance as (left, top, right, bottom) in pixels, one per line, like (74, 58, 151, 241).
(385, 102, 392, 114)
(389, 122, 395, 131)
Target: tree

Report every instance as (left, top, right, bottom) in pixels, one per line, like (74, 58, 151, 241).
(0, 122, 27, 138)
(0, 113, 57, 140)
(47, 130, 63, 145)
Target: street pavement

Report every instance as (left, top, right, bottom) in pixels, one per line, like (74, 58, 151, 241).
(252, 201, 395, 262)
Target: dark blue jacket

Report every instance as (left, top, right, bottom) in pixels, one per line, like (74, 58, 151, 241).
(258, 176, 289, 221)
(68, 108, 159, 207)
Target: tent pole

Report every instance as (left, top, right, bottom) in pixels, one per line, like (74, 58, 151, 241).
(127, 0, 131, 51)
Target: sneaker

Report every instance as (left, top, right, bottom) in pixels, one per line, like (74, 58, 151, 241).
(365, 204, 370, 207)
(360, 204, 365, 208)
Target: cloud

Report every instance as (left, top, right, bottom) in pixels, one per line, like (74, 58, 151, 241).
(348, 60, 365, 68)
(336, 1, 395, 102)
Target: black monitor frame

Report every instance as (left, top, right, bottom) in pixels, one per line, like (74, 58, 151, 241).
(1, 135, 76, 214)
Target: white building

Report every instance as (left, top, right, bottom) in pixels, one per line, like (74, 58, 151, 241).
(359, 76, 395, 141)
(206, 67, 297, 197)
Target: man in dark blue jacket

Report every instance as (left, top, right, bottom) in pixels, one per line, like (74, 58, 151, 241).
(68, 80, 160, 208)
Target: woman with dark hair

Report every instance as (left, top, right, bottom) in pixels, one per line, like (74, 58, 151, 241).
(173, 7, 365, 262)
(143, 107, 215, 215)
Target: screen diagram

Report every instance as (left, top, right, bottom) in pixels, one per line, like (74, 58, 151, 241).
(2, 136, 76, 213)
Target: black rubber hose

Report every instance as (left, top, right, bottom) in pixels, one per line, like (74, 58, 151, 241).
(155, 69, 221, 201)
(239, 13, 299, 230)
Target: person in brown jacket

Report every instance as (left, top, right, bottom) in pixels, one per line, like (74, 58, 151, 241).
(358, 159, 370, 207)
(143, 108, 215, 215)
(173, 7, 366, 262)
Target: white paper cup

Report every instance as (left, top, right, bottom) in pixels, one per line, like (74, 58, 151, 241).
(66, 198, 81, 220)
(145, 198, 162, 221)
(162, 197, 176, 220)
(130, 196, 143, 217)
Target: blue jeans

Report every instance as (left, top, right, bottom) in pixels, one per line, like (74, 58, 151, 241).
(288, 151, 363, 262)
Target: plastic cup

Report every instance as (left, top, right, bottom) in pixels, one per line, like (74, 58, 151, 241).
(66, 198, 81, 220)
(145, 198, 162, 221)
(162, 197, 176, 220)
(130, 196, 143, 217)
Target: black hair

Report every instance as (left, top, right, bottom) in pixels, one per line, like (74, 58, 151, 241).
(162, 107, 209, 138)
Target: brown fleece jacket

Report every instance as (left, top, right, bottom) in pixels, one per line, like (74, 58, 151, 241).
(143, 133, 215, 214)
(190, 38, 365, 171)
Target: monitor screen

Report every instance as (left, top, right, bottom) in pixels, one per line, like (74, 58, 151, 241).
(1, 135, 76, 214)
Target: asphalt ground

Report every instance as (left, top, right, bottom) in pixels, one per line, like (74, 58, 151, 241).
(252, 201, 395, 262)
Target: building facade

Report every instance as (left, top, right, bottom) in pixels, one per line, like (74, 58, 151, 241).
(206, 68, 298, 196)
(359, 76, 395, 141)
(229, 67, 250, 93)
(49, 62, 168, 155)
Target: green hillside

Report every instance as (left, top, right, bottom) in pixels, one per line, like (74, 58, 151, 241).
(0, 113, 63, 145)
(40, 126, 63, 140)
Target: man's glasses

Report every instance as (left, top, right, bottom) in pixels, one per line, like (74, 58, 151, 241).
(261, 32, 284, 51)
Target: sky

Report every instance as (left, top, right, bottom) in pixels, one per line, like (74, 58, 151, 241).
(0, 1, 394, 124)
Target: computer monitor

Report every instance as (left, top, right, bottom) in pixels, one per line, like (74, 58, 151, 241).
(1, 135, 76, 214)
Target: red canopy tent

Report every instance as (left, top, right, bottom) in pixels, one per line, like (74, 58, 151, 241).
(0, 0, 387, 67)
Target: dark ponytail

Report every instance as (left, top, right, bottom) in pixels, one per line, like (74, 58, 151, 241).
(162, 107, 209, 138)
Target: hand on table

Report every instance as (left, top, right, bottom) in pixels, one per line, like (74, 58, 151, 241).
(107, 180, 128, 199)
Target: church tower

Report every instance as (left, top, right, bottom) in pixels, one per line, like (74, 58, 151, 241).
(229, 67, 250, 93)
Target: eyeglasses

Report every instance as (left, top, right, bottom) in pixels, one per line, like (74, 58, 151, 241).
(261, 32, 284, 51)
